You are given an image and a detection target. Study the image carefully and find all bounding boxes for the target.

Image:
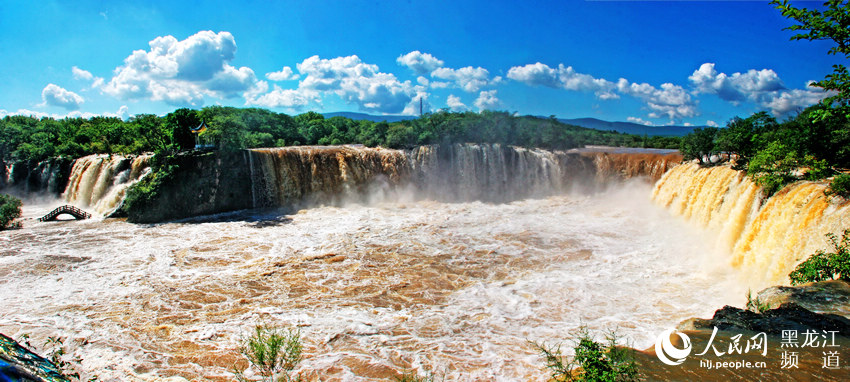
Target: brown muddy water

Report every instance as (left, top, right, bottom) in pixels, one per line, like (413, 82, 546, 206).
(1, 183, 748, 381)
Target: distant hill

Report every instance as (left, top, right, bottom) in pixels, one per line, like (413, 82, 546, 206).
(558, 118, 699, 137)
(322, 112, 699, 137)
(323, 112, 417, 123)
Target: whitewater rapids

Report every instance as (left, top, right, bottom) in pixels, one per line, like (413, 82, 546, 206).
(0, 182, 746, 381)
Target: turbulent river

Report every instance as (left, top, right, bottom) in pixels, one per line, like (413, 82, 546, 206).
(4, 145, 847, 381)
(1, 183, 746, 381)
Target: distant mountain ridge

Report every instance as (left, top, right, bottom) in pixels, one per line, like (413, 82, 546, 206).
(558, 118, 699, 137)
(322, 112, 416, 123)
(322, 112, 700, 136)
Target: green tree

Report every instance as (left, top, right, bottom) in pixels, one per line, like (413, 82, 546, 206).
(203, 114, 247, 151)
(680, 127, 719, 166)
(131, 114, 171, 153)
(165, 108, 200, 151)
(716, 112, 777, 169)
(747, 141, 801, 195)
(826, 173, 850, 198)
(235, 325, 303, 382)
(771, 0, 850, 119)
(0, 193, 22, 230)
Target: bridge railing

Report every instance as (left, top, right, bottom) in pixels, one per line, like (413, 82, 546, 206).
(37, 205, 92, 222)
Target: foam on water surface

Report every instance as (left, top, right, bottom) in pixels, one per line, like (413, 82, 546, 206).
(1, 183, 745, 381)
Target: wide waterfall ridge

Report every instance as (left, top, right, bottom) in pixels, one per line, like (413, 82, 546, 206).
(653, 162, 850, 287)
(246, 144, 677, 210)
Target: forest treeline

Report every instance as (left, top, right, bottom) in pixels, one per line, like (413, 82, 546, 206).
(676, 0, 850, 199)
(679, 103, 850, 196)
(0, 107, 681, 163)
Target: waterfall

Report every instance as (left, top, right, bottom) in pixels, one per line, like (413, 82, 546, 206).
(587, 151, 680, 182)
(0, 158, 73, 194)
(407, 144, 588, 202)
(652, 162, 850, 286)
(63, 154, 151, 216)
(247, 146, 409, 208)
(247, 144, 678, 209)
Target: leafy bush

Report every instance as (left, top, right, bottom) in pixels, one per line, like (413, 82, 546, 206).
(747, 141, 801, 196)
(825, 173, 850, 198)
(789, 229, 850, 285)
(121, 153, 180, 216)
(0, 193, 22, 230)
(534, 327, 638, 382)
(235, 325, 303, 382)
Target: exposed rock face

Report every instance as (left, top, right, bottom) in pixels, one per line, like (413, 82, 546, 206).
(756, 280, 850, 318)
(679, 281, 850, 334)
(127, 151, 253, 223)
(683, 303, 850, 335)
(0, 158, 74, 195)
(126, 144, 681, 223)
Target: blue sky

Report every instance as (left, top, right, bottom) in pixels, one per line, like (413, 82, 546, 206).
(0, 0, 842, 127)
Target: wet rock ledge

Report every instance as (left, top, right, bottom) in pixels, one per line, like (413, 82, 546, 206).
(679, 280, 850, 335)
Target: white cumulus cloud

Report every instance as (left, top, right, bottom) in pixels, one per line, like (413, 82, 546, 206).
(446, 94, 467, 112)
(397, 51, 445, 75)
(762, 82, 830, 116)
(627, 117, 654, 126)
(508, 62, 699, 121)
(507, 62, 617, 99)
(41, 84, 84, 110)
(474, 90, 500, 111)
(689, 63, 785, 104)
(689, 63, 829, 116)
(266, 66, 299, 81)
(619, 79, 697, 120)
(73, 66, 105, 89)
(72, 66, 93, 81)
(431, 66, 495, 93)
(402, 92, 432, 116)
(101, 30, 258, 107)
(295, 55, 416, 114)
(245, 81, 315, 110)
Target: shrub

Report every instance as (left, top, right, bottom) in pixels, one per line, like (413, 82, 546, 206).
(747, 141, 800, 196)
(825, 173, 850, 198)
(122, 153, 180, 217)
(0, 193, 22, 230)
(789, 229, 850, 285)
(534, 327, 638, 382)
(235, 325, 303, 382)
(745, 289, 772, 313)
